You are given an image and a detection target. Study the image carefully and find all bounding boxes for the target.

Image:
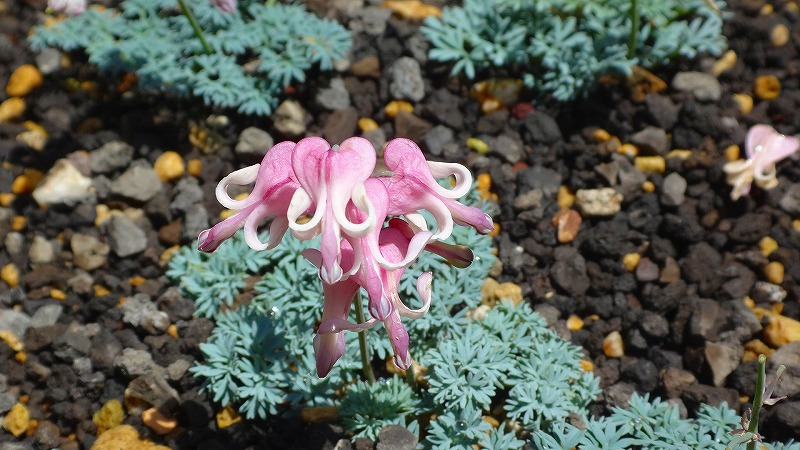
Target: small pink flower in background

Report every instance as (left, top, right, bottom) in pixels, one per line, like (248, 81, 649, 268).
(199, 136, 493, 377)
(47, 0, 86, 15)
(724, 124, 800, 200)
(210, 0, 236, 13)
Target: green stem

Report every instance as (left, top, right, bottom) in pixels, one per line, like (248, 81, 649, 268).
(405, 361, 417, 390)
(354, 291, 376, 384)
(746, 354, 767, 450)
(628, 0, 639, 59)
(177, 0, 213, 54)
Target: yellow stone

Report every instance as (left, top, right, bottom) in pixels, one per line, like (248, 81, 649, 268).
(794, 219, 800, 232)
(771, 24, 789, 47)
(93, 284, 111, 297)
(634, 156, 666, 174)
(618, 143, 638, 157)
(6, 65, 43, 97)
(488, 223, 500, 237)
(50, 288, 66, 300)
(384, 100, 413, 119)
(0, 193, 14, 206)
(733, 94, 753, 115)
(760, 4, 774, 14)
(23, 120, 48, 135)
(712, 50, 737, 77)
(160, 245, 180, 264)
(557, 186, 575, 209)
(667, 149, 693, 159)
(216, 405, 242, 429)
(187, 159, 202, 177)
(759, 236, 778, 258)
(382, 0, 441, 20)
(357, 118, 378, 132)
(481, 278, 523, 306)
(764, 261, 784, 284)
(591, 129, 612, 143)
(642, 181, 655, 193)
(91, 425, 171, 450)
(95, 204, 111, 226)
(742, 339, 774, 363)
(603, 331, 624, 358)
(622, 253, 641, 272)
(476, 173, 492, 193)
(15, 351, 26, 364)
(483, 416, 500, 429)
(754, 75, 780, 101)
(220, 209, 235, 220)
(466, 137, 489, 154)
(16, 129, 48, 151)
(724, 144, 741, 161)
(11, 215, 25, 231)
(3, 403, 29, 437)
(153, 151, 185, 182)
(128, 276, 146, 287)
(579, 360, 595, 372)
(0, 97, 26, 122)
(93, 399, 125, 434)
(300, 405, 338, 424)
(167, 324, 179, 339)
(764, 314, 800, 347)
(566, 315, 584, 331)
(786, 1, 799, 12)
(142, 408, 177, 435)
(0, 330, 23, 351)
(1, 263, 20, 288)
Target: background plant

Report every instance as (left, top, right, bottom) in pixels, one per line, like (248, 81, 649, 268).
(29, 0, 351, 115)
(421, 0, 727, 101)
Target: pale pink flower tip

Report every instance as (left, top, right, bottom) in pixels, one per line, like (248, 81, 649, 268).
(724, 124, 800, 200)
(210, 0, 237, 13)
(47, 0, 86, 15)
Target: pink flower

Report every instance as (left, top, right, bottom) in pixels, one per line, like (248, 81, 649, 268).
(210, 0, 236, 13)
(287, 137, 378, 284)
(47, 0, 86, 15)
(378, 138, 494, 240)
(198, 141, 299, 252)
(724, 125, 800, 200)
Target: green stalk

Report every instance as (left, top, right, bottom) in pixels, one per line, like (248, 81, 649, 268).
(405, 361, 417, 390)
(177, 0, 213, 54)
(353, 290, 376, 384)
(746, 354, 767, 450)
(628, 0, 639, 59)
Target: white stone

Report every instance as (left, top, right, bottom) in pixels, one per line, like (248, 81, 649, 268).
(32, 159, 93, 206)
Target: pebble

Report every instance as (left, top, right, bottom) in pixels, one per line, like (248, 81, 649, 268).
(388, 57, 425, 102)
(272, 99, 308, 135)
(575, 188, 623, 216)
(104, 214, 148, 257)
(522, 110, 562, 145)
(153, 151, 185, 182)
(110, 163, 163, 202)
(771, 24, 790, 47)
(89, 141, 135, 174)
(733, 94, 753, 115)
(765, 261, 785, 284)
(142, 408, 177, 435)
(779, 184, 800, 215)
(114, 348, 156, 377)
(235, 127, 273, 157)
(645, 94, 680, 129)
(635, 257, 660, 282)
(671, 71, 722, 102)
(31, 304, 62, 328)
(634, 155, 666, 173)
(603, 331, 625, 358)
(35, 48, 61, 75)
(350, 55, 380, 78)
(754, 75, 780, 100)
(394, 111, 431, 142)
(660, 367, 697, 398)
(550, 247, 590, 297)
(6, 64, 43, 97)
(121, 293, 170, 334)
(630, 126, 669, 155)
(33, 420, 61, 448)
(490, 134, 525, 164)
(0, 310, 32, 340)
(422, 125, 454, 156)
(323, 107, 359, 145)
(0, 97, 25, 122)
(29, 235, 54, 265)
(352, 7, 392, 36)
(382, 0, 441, 20)
(70, 233, 110, 271)
(552, 208, 581, 243)
(705, 341, 741, 387)
(31, 159, 94, 207)
(2, 403, 29, 437)
(376, 425, 418, 450)
(91, 425, 170, 450)
(622, 253, 641, 272)
(661, 172, 687, 206)
(166, 359, 191, 381)
(4, 232, 24, 256)
(711, 50, 737, 77)
(316, 78, 351, 110)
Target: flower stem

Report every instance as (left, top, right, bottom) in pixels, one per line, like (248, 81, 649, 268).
(353, 290, 376, 384)
(746, 354, 767, 450)
(177, 0, 213, 54)
(405, 363, 417, 390)
(628, 0, 639, 59)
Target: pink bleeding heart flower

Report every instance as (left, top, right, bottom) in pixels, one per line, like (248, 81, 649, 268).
(379, 138, 494, 240)
(288, 137, 378, 284)
(210, 0, 236, 13)
(724, 125, 800, 200)
(198, 141, 299, 253)
(48, 0, 86, 15)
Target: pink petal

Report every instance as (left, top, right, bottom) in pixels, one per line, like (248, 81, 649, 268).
(313, 278, 359, 378)
(745, 125, 778, 159)
(384, 312, 412, 370)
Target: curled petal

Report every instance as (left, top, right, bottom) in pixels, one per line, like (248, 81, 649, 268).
(426, 161, 473, 199)
(216, 141, 296, 210)
(396, 271, 432, 319)
(215, 164, 260, 209)
(197, 210, 248, 252)
(389, 217, 474, 268)
(384, 312, 412, 370)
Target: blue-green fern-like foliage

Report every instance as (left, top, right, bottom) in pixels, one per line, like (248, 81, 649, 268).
(421, 0, 727, 101)
(28, 0, 351, 115)
(338, 378, 421, 439)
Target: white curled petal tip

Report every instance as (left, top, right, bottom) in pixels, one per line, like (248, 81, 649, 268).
(287, 189, 323, 239)
(317, 317, 378, 334)
(404, 212, 429, 232)
(373, 230, 433, 271)
(216, 164, 260, 209)
(426, 161, 473, 199)
(753, 165, 779, 190)
(335, 183, 376, 238)
(397, 272, 432, 319)
(393, 352, 412, 371)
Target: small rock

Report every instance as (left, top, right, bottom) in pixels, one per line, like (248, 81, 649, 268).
(352, 7, 392, 36)
(142, 408, 177, 435)
(422, 125, 453, 157)
(33, 420, 61, 448)
(91, 425, 170, 450)
(35, 48, 62, 75)
(681, 384, 739, 411)
(31, 304, 62, 328)
(640, 310, 669, 338)
(153, 151, 185, 182)
(29, 235, 55, 265)
(323, 107, 359, 145)
(89, 141, 135, 174)
(104, 215, 147, 257)
(672, 71, 722, 102)
(553, 208, 581, 243)
(6, 64, 43, 97)
(31, 159, 93, 207)
(575, 188, 623, 216)
(166, 359, 191, 381)
(705, 341, 742, 387)
(0, 97, 25, 122)
(0, 310, 32, 340)
(4, 232, 24, 257)
(387, 57, 425, 102)
(394, 111, 432, 142)
(522, 110, 562, 145)
(350, 55, 380, 78)
(630, 126, 669, 155)
(235, 127, 273, 157)
(635, 257, 660, 282)
(645, 94, 680, 129)
(316, 78, 351, 111)
(115, 348, 156, 377)
(376, 424, 418, 450)
(603, 331, 625, 358)
(490, 134, 525, 164)
(660, 367, 697, 398)
(604, 382, 635, 409)
(551, 247, 590, 297)
(71, 233, 110, 271)
(273, 100, 309, 135)
(661, 172, 687, 207)
(779, 184, 800, 215)
(689, 299, 724, 341)
(517, 166, 562, 196)
(2, 403, 29, 437)
(110, 163, 163, 202)
(513, 189, 543, 211)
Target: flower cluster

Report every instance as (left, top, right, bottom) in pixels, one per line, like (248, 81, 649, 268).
(199, 137, 493, 377)
(724, 124, 800, 200)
